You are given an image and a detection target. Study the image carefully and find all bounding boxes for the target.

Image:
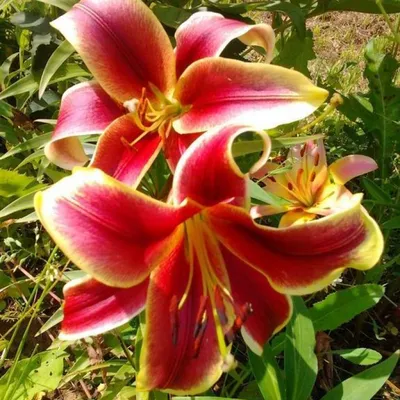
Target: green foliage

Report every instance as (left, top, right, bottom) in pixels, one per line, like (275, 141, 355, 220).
(309, 284, 385, 331)
(284, 297, 318, 400)
(0, 0, 398, 399)
(0, 349, 66, 400)
(321, 351, 399, 400)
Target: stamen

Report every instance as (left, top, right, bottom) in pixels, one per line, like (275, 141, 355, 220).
(225, 303, 253, 344)
(310, 171, 316, 182)
(314, 153, 320, 166)
(194, 295, 208, 338)
(300, 143, 307, 157)
(267, 176, 276, 183)
(296, 168, 304, 186)
(169, 295, 179, 346)
(288, 182, 294, 190)
(193, 311, 208, 358)
(214, 287, 228, 326)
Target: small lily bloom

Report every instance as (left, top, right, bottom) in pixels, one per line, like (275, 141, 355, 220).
(45, 0, 328, 185)
(35, 126, 383, 394)
(251, 139, 378, 227)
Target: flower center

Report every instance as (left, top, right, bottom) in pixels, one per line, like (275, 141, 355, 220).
(124, 84, 187, 145)
(169, 214, 252, 362)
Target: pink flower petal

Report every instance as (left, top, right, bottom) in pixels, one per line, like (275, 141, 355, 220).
(172, 125, 271, 208)
(34, 168, 199, 288)
(206, 196, 383, 295)
(174, 58, 328, 133)
(329, 155, 378, 185)
(60, 276, 148, 340)
(137, 239, 223, 394)
(45, 81, 123, 170)
(90, 115, 162, 187)
(175, 11, 275, 77)
(51, 0, 176, 102)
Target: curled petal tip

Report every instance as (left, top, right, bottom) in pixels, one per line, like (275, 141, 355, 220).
(329, 155, 378, 185)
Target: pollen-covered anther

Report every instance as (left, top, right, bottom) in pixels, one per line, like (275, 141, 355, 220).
(267, 175, 276, 183)
(194, 295, 208, 338)
(225, 302, 253, 344)
(214, 286, 228, 326)
(287, 182, 294, 191)
(300, 143, 307, 157)
(310, 171, 316, 182)
(296, 168, 304, 185)
(314, 152, 320, 166)
(169, 295, 179, 346)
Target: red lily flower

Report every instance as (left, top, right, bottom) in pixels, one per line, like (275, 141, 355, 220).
(35, 126, 383, 394)
(45, 0, 328, 185)
(252, 139, 378, 227)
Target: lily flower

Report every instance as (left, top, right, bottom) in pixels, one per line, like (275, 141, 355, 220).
(45, 0, 328, 185)
(251, 139, 378, 227)
(35, 126, 383, 394)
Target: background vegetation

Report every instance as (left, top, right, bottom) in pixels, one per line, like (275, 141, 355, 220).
(0, 0, 399, 399)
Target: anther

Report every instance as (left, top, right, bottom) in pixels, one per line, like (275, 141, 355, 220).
(169, 295, 179, 346)
(193, 313, 208, 358)
(267, 176, 276, 183)
(314, 153, 320, 167)
(310, 171, 316, 182)
(194, 295, 208, 338)
(297, 168, 304, 185)
(225, 303, 253, 344)
(300, 144, 307, 157)
(287, 182, 294, 191)
(214, 287, 228, 326)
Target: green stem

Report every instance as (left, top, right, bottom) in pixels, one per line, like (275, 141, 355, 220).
(376, 0, 400, 44)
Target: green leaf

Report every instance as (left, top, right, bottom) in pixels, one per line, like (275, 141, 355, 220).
(0, 186, 45, 219)
(39, 40, 75, 98)
(35, 308, 63, 337)
(326, 0, 400, 13)
(364, 39, 400, 177)
(0, 349, 66, 400)
(152, 5, 192, 28)
(100, 363, 136, 400)
(309, 284, 385, 331)
(332, 348, 382, 366)
(15, 149, 45, 169)
(10, 12, 51, 34)
(0, 53, 18, 89)
(37, 0, 78, 11)
(362, 178, 392, 203)
(284, 297, 317, 400)
(173, 398, 240, 400)
(271, 332, 286, 356)
(0, 74, 38, 100)
(321, 351, 399, 400)
(264, 2, 306, 39)
(0, 169, 36, 197)
(0, 133, 51, 160)
(249, 180, 292, 207)
(274, 29, 315, 76)
(249, 344, 284, 400)
(382, 215, 400, 230)
(0, 64, 90, 100)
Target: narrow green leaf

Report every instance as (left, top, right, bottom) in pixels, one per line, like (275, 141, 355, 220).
(0, 186, 45, 219)
(309, 284, 385, 331)
(249, 181, 292, 207)
(285, 297, 318, 400)
(249, 344, 284, 400)
(100, 363, 136, 400)
(15, 149, 45, 169)
(39, 40, 75, 98)
(174, 398, 240, 400)
(37, 0, 78, 11)
(0, 133, 51, 160)
(271, 333, 286, 356)
(321, 351, 399, 400)
(362, 178, 392, 203)
(35, 308, 63, 337)
(332, 348, 382, 366)
(0, 169, 36, 197)
(382, 215, 400, 230)
(0, 74, 38, 100)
